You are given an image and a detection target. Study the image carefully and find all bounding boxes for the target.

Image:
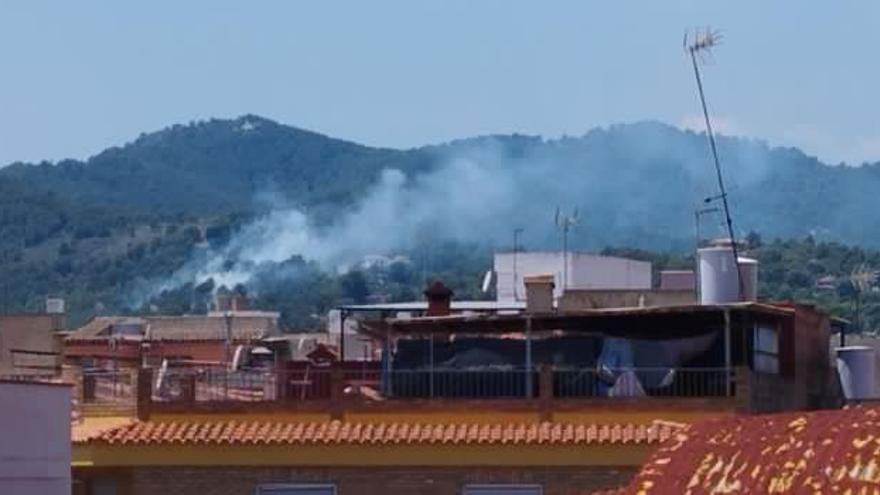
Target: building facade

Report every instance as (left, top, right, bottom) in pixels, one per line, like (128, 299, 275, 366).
(0, 379, 71, 495)
(494, 251, 652, 302)
(0, 313, 64, 376)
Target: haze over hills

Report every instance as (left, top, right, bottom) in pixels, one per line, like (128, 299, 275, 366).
(2, 115, 879, 326)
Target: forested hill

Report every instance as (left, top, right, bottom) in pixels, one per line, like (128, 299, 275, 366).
(0, 116, 422, 229)
(2, 115, 880, 326)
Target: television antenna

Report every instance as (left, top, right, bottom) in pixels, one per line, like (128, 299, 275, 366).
(555, 207, 579, 291)
(685, 27, 744, 300)
(513, 227, 524, 300)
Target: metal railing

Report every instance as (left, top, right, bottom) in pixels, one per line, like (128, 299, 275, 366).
(0, 373, 59, 382)
(82, 370, 136, 404)
(554, 367, 730, 398)
(144, 366, 732, 403)
(384, 368, 538, 399)
(153, 367, 334, 403)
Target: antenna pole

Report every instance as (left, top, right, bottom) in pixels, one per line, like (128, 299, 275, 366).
(513, 228, 523, 301)
(688, 37, 744, 301)
(555, 209, 578, 294)
(694, 208, 701, 297)
(562, 225, 568, 292)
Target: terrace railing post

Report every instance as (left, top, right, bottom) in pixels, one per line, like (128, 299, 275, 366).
(330, 363, 344, 400)
(61, 364, 84, 407)
(428, 337, 435, 399)
(182, 374, 196, 405)
(734, 366, 752, 413)
(136, 367, 153, 421)
(539, 364, 553, 402)
(383, 327, 393, 398)
(274, 366, 287, 401)
(330, 362, 345, 420)
(525, 316, 533, 397)
(724, 309, 733, 397)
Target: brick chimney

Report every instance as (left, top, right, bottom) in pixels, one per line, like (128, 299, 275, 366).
(424, 281, 453, 317)
(215, 292, 249, 312)
(524, 274, 555, 313)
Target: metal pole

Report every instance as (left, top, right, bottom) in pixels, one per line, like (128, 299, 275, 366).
(695, 210, 701, 298)
(723, 309, 732, 397)
(224, 311, 232, 369)
(689, 48, 744, 301)
(513, 228, 523, 301)
(428, 337, 434, 398)
(525, 316, 533, 397)
(562, 228, 568, 293)
(339, 310, 347, 364)
(383, 326, 393, 396)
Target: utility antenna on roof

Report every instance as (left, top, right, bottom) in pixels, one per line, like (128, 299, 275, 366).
(555, 206, 579, 292)
(685, 27, 744, 301)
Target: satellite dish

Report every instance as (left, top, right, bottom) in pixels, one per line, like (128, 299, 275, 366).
(481, 270, 494, 293)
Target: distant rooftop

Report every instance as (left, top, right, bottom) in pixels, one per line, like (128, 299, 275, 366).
(339, 300, 526, 313)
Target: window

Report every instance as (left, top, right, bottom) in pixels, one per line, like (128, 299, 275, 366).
(256, 485, 335, 495)
(463, 485, 543, 495)
(92, 478, 117, 495)
(753, 324, 780, 374)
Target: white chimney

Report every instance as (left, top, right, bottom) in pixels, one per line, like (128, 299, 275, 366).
(524, 274, 555, 313)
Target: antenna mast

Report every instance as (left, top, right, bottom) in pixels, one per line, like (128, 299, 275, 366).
(686, 28, 744, 300)
(555, 207, 579, 292)
(513, 227, 524, 301)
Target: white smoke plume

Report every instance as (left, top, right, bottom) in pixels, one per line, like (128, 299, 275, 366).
(142, 123, 773, 302)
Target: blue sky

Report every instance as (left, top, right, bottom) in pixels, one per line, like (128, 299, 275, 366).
(1, 1, 879, 165)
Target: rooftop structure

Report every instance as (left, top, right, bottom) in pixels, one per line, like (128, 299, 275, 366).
(0, 379, 71, 495)
(64, 313, 281, 367)
(64, 272, 841, 494)
(0, 313, 63, 377)
(494, 251, 652, 302)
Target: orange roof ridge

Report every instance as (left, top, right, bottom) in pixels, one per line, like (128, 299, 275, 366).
(74, 418, 683, 447)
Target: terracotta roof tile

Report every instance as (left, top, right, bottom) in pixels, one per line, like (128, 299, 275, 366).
(616, 406, 880, 494)
(74, 419, 679, 447)
(67, 315, 279, 342)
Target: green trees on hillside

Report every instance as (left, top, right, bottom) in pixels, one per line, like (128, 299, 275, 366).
(1, 116, 879, 330)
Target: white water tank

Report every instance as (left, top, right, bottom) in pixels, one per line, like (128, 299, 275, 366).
(698, 247, 758, 304)
(45, 298, 65, 314)
(738, 257, 758, 301)
(837, 346, 876, 400)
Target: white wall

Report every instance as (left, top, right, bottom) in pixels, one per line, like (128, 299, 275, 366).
(495, 251, 652, 301)
(0, 381, 71, 495)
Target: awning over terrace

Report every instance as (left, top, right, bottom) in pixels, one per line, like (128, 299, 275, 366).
(361, 302, 793, 341)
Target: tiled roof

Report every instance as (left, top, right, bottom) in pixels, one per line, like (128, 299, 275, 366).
(144, 315, 277, 341)
(617, 406, 880, 494)
(66, 316, 140, 341)
(75, 419, 680, 446)
(67, 315, 279, 342)
(72, 417, 136, 443)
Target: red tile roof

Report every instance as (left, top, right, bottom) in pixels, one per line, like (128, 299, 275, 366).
(75, 419, 680, 447)
(617, 406, 880, 494)
(66, 315, 279, 342)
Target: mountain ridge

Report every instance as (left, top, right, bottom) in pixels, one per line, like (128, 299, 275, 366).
(2, 114, 880, 325)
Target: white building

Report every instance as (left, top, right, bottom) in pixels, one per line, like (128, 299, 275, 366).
(494, 250, 652, 301)
(0, 379, 71, 494)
